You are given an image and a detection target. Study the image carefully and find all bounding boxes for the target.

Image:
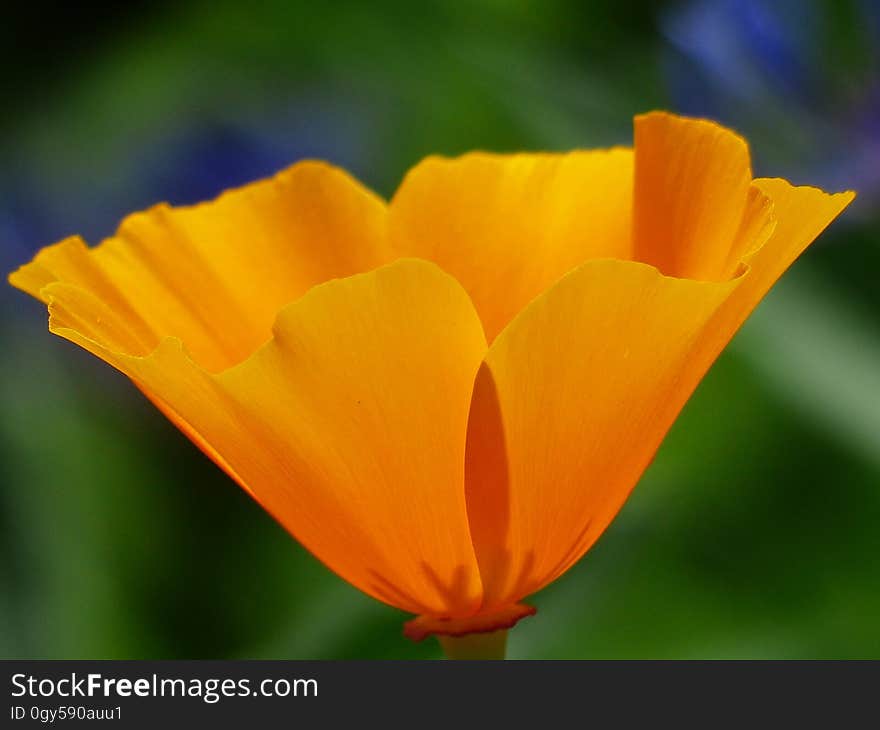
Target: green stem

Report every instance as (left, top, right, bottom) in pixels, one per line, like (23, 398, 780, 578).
(438, 630, 508, 660)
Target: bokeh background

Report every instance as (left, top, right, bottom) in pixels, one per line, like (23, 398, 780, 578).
(1, 0, 878, 659)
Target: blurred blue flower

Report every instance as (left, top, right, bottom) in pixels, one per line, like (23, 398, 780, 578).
(136, 101, 369, 209)
(1, 95, 369, 274)
(0, 186, 49, 278)
(664, 0, 880, 217)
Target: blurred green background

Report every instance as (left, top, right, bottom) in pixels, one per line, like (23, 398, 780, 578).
(1, 0, 878, 659)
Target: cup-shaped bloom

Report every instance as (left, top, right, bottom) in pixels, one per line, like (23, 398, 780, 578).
(9, 113, 852, 640)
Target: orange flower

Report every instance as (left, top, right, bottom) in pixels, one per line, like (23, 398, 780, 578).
(9, 113, 852, 651)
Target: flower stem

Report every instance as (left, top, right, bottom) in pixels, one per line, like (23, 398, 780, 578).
(438, 630, 508, 659)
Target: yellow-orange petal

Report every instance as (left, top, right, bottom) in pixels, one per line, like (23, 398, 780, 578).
(632, 111, 756, 281)
(464, 260, 742, 609)
(37, 259, 488, 617)
(465, 173, 853, 610)
(719, 179, 856, 336)
(389, 149, 633, 342)
(9, 161, 390, 371)
(670, 180, 855, 408)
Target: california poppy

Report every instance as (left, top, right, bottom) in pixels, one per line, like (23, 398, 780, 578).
(9, 112, 852, 658)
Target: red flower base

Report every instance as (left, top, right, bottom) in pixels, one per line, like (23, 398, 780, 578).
(403, 603, 536, 641)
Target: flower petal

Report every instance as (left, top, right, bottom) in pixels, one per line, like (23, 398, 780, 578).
(389, 149, 634, 341)
(464, 260, 741, 609)
(674, 180, 855, 401)
(724, 179, 856, 332)
(40, 259, 488, 617)
(669, 180, 854, 395)
(465, 179, 853, 610)
(632, 111, 754, 281)
(9, 161, 390, 371)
